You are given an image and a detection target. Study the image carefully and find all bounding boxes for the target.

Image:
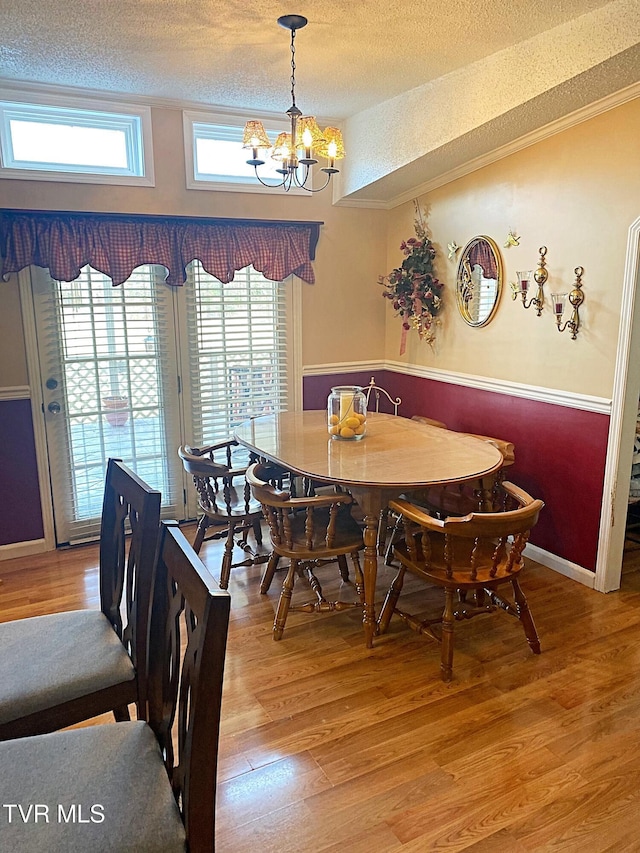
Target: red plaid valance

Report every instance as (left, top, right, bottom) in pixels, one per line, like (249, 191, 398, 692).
(468, 240, 498, 280)
(0, 210, 321, 285)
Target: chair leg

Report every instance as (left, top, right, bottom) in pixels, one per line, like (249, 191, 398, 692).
(384, 513, 402, 566)
(192, 514, 210, 554)
(511, 577, 541, 654)
(351, 551, 365, 604)
(260, 551, 280, 594)
(337, 554, 350, 583)
(440, 587, 456, 682)
(219, 522, 236, 590)
(377, 508, 389, 555)
(274, 559, 298, 640)
(252, 517, 264, 546)
(377, 565, 406, 634)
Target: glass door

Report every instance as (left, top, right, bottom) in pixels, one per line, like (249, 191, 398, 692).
(30, 264, 183, 544)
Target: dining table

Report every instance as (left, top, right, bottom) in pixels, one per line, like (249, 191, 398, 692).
(234, 410, 504, 648)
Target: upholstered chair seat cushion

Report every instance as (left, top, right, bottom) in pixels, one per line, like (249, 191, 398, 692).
(0, 721, 186, 852)
(0, 611, 134, 725)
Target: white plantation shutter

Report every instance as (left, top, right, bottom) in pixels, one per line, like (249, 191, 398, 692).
(30, 259, 292, 543)
(183, 262, 289, 453)
(33, 264, 182, 543)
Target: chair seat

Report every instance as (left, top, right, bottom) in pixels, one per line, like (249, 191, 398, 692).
(0, 610, 134, 726)
(394, 532, 524, 588)
(274, 506, 364, 558)
(0, 721, 185, 852)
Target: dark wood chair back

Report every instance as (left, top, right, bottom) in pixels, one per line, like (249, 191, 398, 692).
(147, 522, 231, 852)
(99, 457, 162, 710)
(0, 458, 161, 741)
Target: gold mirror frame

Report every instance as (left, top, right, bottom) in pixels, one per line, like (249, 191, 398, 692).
(455, 235, 503, 327)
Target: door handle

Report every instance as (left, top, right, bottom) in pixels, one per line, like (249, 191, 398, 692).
(47, 401, 61, 415)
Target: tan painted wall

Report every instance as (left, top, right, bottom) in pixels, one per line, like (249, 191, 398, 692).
(384, 98, 640, 400)
(0, 277, 28, 386)
(0, 104, 388, 387)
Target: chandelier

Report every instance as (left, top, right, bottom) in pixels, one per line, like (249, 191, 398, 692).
(242, 15, 345, 193)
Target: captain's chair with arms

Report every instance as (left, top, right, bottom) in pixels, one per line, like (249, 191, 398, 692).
(179, 440, 267, 589)
(378, 481, 544, 682)
(247, 461, 365, 640)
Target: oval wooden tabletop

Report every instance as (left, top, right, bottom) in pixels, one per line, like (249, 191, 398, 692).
(234, 410, 503, 489)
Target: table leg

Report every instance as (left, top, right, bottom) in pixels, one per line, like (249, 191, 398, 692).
(362, 512, 380, 649)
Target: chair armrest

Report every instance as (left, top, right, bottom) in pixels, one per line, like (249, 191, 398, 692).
(388, 498, 446, 531)
(286, 492, 354, 510)
(411, 415, 449, 430)
(198, 439, 240, 454)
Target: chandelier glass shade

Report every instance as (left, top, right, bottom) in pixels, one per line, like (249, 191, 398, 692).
(242, 15, 345, 193)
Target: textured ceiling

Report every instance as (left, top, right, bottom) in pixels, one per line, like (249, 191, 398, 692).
(0, 0, 637, 204)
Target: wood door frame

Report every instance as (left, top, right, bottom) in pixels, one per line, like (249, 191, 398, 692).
(18, 267, 56, 551)
(595, 215, 640, 592)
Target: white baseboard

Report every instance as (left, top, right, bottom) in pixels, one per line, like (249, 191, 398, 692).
(0, 538, 50, 562)
(524, 543, 595, 589)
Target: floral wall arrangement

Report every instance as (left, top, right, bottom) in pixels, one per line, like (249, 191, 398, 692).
(379, 202, 443, 354)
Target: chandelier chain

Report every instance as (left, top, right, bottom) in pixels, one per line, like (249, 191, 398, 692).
(290, 29, 297, 108)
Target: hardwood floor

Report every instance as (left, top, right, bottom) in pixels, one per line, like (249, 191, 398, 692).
(3, 530, 640, 851)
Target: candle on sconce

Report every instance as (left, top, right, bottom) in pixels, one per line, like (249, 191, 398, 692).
(551, 293, 567, 317)
(517, 270, 533, 294)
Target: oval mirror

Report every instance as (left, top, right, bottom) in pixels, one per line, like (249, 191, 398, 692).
(455, 236, 503, 327)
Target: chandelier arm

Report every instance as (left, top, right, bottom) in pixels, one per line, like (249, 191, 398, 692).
(251, 166, 288, 190)
(297, 170, 334, 193)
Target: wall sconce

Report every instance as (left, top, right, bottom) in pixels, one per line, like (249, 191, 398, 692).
(551, 266, 585, 340)
(512, 246, 547, 316)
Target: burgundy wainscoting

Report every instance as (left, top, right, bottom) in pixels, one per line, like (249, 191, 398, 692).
(0, 399, 44, 546)
(303, 372, 379, 411)
(302, 370, 609, 572)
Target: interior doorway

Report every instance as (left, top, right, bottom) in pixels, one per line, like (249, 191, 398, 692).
(595, 215, 640, 592)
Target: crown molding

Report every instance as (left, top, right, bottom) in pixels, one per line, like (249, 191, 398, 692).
(386, 82, 640, 209)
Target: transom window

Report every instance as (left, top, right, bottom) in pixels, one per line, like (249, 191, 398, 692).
(183, 110, 306, 195)
(0, 95, 154, 186)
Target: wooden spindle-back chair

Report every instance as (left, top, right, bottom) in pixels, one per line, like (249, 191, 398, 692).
(179, 440, 267, 588)
(378, 482, 544, 681)
(247, 462, 365, 640)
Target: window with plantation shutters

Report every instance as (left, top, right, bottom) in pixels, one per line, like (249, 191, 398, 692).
(183, 261, 288, 453)
(29, 260, 291, 545)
